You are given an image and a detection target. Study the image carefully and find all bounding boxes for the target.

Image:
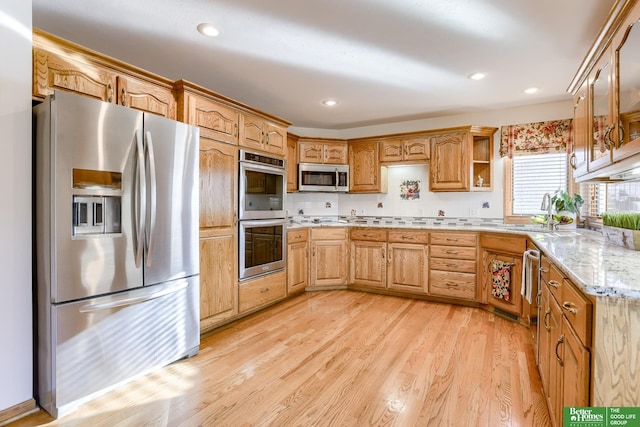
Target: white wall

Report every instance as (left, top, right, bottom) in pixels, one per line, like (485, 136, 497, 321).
(0, 0, 33, 414)
(288, 99, 573, 218)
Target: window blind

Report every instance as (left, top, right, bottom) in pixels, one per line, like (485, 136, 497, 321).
(512, 153, 568, 215)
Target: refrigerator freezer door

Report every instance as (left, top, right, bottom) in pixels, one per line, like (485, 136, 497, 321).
(38, 277, 200, 418)
(141, 114, 199, 286)
(40, 91, 145, 303)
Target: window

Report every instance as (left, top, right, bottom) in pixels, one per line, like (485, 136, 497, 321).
(504, 153, 569, 223)
(579, 181, 640, 227)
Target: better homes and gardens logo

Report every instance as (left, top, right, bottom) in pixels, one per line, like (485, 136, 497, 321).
(564, 407, 640, 427)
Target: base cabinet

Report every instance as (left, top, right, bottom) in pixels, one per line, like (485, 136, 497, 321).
(239, 271, 287, 314)
(350, 240, 387, 288)
(538, 256, 592, 427)
(287, 228, 309, 294)
(310, 228, 349, 287)
(387, 243, 428, 293)
(429, 232, 477, 300)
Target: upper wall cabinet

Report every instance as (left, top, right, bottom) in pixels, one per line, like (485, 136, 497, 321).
(349, 140, 388, 193)
(298, 138, 348, 164)
(240, 112, 287, 157)
(429, 126, 496, 192)
(33, 29, 176, 119)
(569, 0, 640, 181)
(379, 134, 430, 165)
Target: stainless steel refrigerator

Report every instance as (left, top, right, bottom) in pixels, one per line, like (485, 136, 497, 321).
(33, 90, 200, 418)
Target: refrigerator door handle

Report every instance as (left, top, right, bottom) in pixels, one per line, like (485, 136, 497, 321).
(144, 130, 158, 267)
(78, 280, 189, 313)
(134, 130, 146, 268)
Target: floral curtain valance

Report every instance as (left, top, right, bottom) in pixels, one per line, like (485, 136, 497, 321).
(500, 119, 573, 158)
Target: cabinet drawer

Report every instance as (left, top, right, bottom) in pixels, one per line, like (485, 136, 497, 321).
(287, 227, 308, 243)
(430, 245, 476, 261)
(388, 230, 429, 244)
(350, 228, 387, 241)
(430, 232, 476, 246)
(430, 258, 476, 274)
(480, 233, 526, 254)
(429, 271, 476, 300)
(540, 255, 551, 284)
(239, 271, 286, 313)
(561, 279, 592, 346)
(311, 227, 347, 240)
(546, 263, 565, 303)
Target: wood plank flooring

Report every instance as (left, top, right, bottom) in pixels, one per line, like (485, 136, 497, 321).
(9, 291, 550, 427)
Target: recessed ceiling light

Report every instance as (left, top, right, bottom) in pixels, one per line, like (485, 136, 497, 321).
(469, 72, 486, 80)
(322, 99, 338, 106)
(197, 23, 219, 37)
(524, 87, 540, 94)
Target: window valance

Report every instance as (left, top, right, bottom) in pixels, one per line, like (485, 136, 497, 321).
(499, 119, 573, 158)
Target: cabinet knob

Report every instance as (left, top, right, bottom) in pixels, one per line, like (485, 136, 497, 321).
(120, 87, 127, 106)
(107, 83, 113, 103)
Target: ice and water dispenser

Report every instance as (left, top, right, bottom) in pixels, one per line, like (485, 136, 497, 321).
(72, 169, 122, 236)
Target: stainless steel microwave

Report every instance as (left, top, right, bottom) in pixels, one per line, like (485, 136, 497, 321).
(298, 163, 349, 192)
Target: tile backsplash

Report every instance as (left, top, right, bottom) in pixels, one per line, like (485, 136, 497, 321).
(287, 164, 504, 218)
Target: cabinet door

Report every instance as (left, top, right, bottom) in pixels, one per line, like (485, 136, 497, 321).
(287, 241, 308, 294)
(264, 122, 287, 156)
(199, 140, 237, 229)
(349, 141, 383, 193)
(287, 135, 298, 192)
(387, 243, 428, 293)
(310, 240, 348, 286)
(324, 144, 348, 164)
(483, 251, 523, 316)
(116, 75, 175, 119)
(240, 113, 266, 151)
(538, 285, 552, 397)
(33, 47, 117, 102)
(299, 142, 324, 163)
(183, 93, 239, 145)
(561, 318, 591, 410)
(350, 240, 386, 288)
(589, 52, 614, 172)
(571, 79, 589, 177)
(430, 131, 469, 191)
(199, 231, 238, 323)
(379, 140, 404, 163)
(613, 5, 640, 162)
(548, 295, 564, 427)
(403, 137, 429, 161)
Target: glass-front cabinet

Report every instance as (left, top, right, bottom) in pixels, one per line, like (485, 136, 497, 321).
(588, 50, 614, 172)
(613, 7, 640, 162)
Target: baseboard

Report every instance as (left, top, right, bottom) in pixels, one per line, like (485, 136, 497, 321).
(0, 399, 37, 426)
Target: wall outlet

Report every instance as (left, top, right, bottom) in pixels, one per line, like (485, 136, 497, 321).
(470, 208, 478, 217)
(360, 209, 365, 215)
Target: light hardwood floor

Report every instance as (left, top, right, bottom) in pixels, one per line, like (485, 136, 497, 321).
(9, 290, 550, 427)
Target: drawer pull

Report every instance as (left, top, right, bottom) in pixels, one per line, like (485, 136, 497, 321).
(555, 334, 564, 366)
(562, 302, 577, 314)
(548, 280, 561, 289)
(260, 287, 270, 293)
(539, 267, 548, 274)
(402, 236, 412, 240)
(446, 263, 457, 268)
(446, 238, 459, 242)
(446, 251, 459, 255)
(543, 308, 551, 332)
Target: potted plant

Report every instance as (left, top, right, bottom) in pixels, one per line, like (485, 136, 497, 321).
(551, 190, 584, 228)
(602, 212, 640, 250)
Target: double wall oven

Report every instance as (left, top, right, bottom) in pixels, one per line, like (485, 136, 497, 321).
(238, 150, 287, 280)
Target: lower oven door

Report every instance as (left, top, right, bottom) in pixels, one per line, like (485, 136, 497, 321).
(239, 218, 287, 280)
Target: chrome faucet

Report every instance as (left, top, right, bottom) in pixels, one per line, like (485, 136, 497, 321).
(540, 192, 554, 230)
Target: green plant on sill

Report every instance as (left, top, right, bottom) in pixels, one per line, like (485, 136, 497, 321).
(602, 212, 640, 231)
(551, 190, 584, 214)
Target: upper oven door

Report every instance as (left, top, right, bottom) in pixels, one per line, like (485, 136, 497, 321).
(239, 161, 286, 220)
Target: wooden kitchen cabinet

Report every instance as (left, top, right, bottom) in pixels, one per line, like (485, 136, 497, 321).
(538, 255, 592, 427)
(349, 228, 388, 289)
(349, 140, 388, 193)
(430, 126, 496, 192)
(298, 138, 348, 164)
(287, 134, 299, 192)
(175, 81, 240, 145)
(239, 270, 287, 314)
(33, 29, 176, 119)
(287, 228, 309, 294)
(570, 79, 590, 177)
(310, 228, 349, 287)
(379, 134, 430, 165)
(240, 112, 287, 156)
(429, 232, 478, 300)
(480, 233, 527, 318)
(386, 230, 429, 294)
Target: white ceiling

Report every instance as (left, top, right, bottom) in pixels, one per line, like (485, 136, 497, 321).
(32, 0, 616, 130)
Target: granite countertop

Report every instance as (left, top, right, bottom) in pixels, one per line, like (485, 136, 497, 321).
(288, 215, 640, 301)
